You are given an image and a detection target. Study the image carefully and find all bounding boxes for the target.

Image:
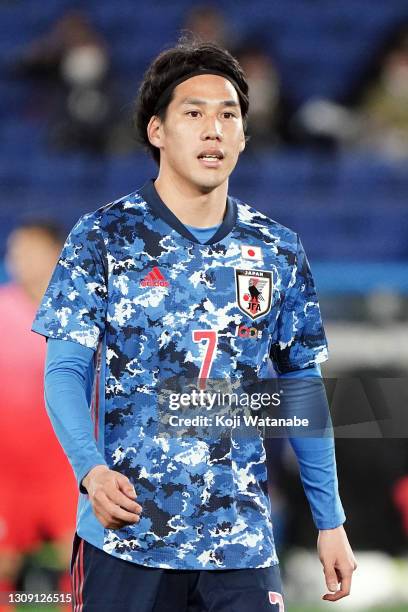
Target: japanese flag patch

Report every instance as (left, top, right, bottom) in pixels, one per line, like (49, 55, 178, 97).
(241, 244, 263, 261)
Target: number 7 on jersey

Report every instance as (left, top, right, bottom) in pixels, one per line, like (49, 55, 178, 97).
(192, 330, 217, 390)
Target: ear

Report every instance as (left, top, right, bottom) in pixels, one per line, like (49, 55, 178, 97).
(147, 115, 163, 150)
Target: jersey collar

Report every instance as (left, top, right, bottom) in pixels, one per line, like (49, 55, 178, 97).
(139, 179, 237, 245)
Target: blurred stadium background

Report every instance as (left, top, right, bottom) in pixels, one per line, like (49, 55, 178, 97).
(1, 1, 408, 610)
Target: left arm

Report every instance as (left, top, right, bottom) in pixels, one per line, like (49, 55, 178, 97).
(270, 235, 357, 600)
(282, 366, 357, 601)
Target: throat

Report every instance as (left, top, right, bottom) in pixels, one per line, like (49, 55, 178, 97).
(153, 176, 227, 227)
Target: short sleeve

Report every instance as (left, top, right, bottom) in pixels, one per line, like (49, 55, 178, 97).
(32, 215, 107, 351)
(270, 236, 328, 373)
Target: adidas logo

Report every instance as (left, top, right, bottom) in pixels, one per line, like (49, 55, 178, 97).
(140, 266, 169, 287)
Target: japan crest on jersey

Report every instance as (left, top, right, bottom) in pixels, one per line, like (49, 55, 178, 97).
(235, 268, 273, 320)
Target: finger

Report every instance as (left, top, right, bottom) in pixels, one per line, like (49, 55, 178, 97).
(96, 511, 121, 530)
(96, 494, 140, 524)
(93, 497, 122, 525)
(94, 506, 122, 529)
(109, 501, 141, 524)
(98, 515, 124, 530)
(322, 572, 352, 602)
(108, 489, 142, 515)
(99, 477, 141, 512)
(335, 567, 342, 584)
(116, 477, 137, 499)
(339, 572, 352, 597)
(322, 588, 347, 602)
(323, 567, 339, 594)
(92, 494, 138, 529)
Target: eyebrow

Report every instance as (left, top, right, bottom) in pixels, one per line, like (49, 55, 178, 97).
(181, 97, 240, 108)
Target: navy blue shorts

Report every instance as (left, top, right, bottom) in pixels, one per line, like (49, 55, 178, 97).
(71, 534, 284, 612)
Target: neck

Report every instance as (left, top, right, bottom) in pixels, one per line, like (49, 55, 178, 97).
(154, 168, 228, 228)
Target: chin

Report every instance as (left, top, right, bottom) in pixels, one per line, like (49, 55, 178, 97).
(194, 171, 228, 193)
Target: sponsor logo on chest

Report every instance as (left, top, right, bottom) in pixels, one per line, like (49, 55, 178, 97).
(235, 324, 262, 339)
(140, 266, 170, 288)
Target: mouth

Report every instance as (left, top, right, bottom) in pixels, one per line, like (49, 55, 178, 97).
(197, 150, 224, 168)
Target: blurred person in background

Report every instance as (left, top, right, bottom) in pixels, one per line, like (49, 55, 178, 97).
(0, 222, 77, 601)
(354, 23, 408, 159)
(14, 10, 118, 154)
(184, 9, 283, 148)
(235, 44, 282, 148)
(291, 22, 408, 158)
(183, 4, 231, 48)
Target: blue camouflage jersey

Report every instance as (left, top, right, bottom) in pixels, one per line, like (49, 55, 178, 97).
(32, 180, 328, 570)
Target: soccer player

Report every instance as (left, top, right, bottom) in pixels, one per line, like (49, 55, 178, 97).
(32, 40, 356, 611)
(0, 222, 77, 599)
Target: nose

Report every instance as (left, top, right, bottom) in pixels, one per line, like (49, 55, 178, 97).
(201, 115, 222, 141)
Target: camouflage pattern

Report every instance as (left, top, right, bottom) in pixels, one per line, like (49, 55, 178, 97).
(32, 182, 328, 569)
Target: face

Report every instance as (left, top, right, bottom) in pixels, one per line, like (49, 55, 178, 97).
(6, 228, 61, 293)
(148, 74, 246, 193)
(382, 51, 408, 97)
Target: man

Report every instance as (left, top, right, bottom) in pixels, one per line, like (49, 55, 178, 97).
(32, 40, 356, 611)
(0, 222, 77, 600)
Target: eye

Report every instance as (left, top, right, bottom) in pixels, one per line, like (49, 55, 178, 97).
(186, 110, 201, 118)
(222, 112, 236, 119)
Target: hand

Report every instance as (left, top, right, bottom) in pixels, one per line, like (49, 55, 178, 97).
(317, 525, 357, 602)
(82, 465, 142, 529)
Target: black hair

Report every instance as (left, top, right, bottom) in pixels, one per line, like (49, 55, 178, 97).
(134, 37, 249, 165)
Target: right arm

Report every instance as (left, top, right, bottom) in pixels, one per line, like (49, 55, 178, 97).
(45, 338, 142, 528)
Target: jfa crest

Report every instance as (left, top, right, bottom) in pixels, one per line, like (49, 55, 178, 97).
(235, 268, 273, 320)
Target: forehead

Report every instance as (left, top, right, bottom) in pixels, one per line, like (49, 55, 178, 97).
(171, 74, 240, 104)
